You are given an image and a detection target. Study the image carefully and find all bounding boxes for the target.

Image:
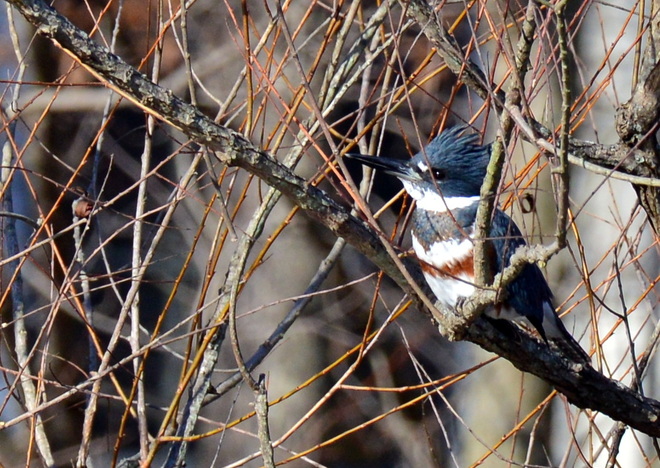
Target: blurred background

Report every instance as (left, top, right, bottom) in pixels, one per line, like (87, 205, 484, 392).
(0, 0, 658, 466)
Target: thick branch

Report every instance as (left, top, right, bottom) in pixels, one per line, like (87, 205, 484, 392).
(617, 0, 660, 144)
(466, 318, 660, 437)
(7, 0, 660, 439)
(615, 1, 660, 232)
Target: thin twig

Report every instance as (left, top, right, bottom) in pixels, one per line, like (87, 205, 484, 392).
(69, 189, 99, 466)
(0, 210, 40, 229)
(87, 0, 126, 376)
(554, 0, 571, 248)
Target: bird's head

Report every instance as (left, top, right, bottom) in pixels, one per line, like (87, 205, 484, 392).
(346, 127, 490, 211)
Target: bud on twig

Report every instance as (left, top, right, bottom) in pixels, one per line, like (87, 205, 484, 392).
(72, 188, 94, 219)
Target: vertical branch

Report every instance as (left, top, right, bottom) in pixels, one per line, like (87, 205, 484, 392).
(1, 117, 54, 466)
(473, 1, 538, 302)
(255, 374, 276, 468)
(3, 8, 53, 463)
(87, 0, 125, 372)
(242, 0, 254, 136)
(130, 115, 154, 460)
(130, 0, 169, 456)
(71, 190, 95, 369)
(553, 0, 571, 248)
(175, 0, 237, 240)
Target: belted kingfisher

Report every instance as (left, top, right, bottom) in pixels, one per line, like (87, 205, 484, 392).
(347, 127, 589, 363)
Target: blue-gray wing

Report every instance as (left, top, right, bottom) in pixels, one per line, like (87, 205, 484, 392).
(488, 209, 553, 335)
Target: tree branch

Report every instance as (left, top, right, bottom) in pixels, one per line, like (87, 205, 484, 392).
(472, 0, 538, 324)
(615, 1, 660, 232)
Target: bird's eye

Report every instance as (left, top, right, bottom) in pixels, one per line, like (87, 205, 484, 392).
(432, 168, 446, 180)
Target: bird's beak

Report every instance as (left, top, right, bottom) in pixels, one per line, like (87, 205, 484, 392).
(345, 153, 421, 182)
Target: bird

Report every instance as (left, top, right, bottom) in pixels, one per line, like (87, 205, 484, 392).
(346, 127, 590, 363)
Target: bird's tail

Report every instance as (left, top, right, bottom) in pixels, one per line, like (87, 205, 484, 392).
(542, 302, 591, 365)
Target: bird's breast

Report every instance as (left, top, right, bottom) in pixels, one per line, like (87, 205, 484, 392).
(410, 207, 480, 307)
(411, 234, 476, 307)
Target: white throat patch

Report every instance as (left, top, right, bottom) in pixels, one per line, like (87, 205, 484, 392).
(401, 180, 478, 213)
